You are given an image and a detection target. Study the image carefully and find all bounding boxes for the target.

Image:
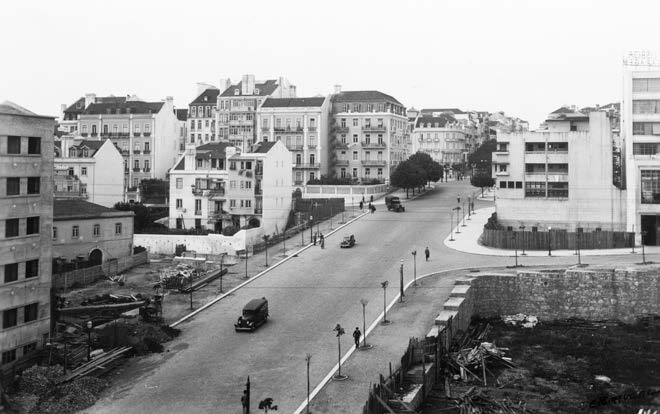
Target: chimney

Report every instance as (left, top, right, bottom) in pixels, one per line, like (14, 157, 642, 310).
(60, 104, 67, 119)
(185, 144, 196, 171)
(241, 75, 249, 95)
(218, 78, 231, 93)
(84, 93, 96, 109)
(165, 96, 174, 109)
(334, 85, 342, 94)
(290, 85, 297, 97)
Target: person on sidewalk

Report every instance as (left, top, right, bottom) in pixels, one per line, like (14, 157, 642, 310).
(320, 233, 325, 249)
(353, 327, 361, 348)
(313, 232, 317, 246)
(370, 195, 373, 203)
(425, 246, 430, 261)
(457, 195, 461, 204)
(359, 200, 364, 210)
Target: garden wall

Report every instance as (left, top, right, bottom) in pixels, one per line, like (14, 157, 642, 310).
(52, 252, 149, 290)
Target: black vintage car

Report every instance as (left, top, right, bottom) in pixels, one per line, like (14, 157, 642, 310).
(340, 235, 356, 248)
(234, 297, 269, 332)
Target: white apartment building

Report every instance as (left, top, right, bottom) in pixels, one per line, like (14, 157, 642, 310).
(331, 89, 408, 183)
(411, 114, 472, 166)
(257, 97, 330, 186)
(493, 111, 625, 231)
(188, 85, 218, 146)
(622, 52, 660, 245)
(54, 137, 124, 207)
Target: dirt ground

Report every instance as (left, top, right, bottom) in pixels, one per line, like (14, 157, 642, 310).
(423, 318, 660, 414)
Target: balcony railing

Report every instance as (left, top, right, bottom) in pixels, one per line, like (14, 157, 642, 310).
(362, 125, 386, 132)
(334, 142, 349, 149)
(143, 150, 151, 154)
(121, 150, 129, 155)
(143, 168, 151, 172)
(143, 132, 151, 137)
(133, 167, 141, 172)
(192, 186, 225, 197)
(294, 180, 304, 185)
(335, 159, 349, 166)
(90, 132, 98, 137)
(133, 132, 141, 137)
(361, 141, 387, 148)
(286, 145, 304, 151)
(195, 209, 202, 216)
(308, 144, 317, 149)
(133, 150, 141, 154)
(308, 126, 317, 132)
(293, 163, 321, 169)
(229, 120, 253, 126)
(360, 159, 387, 166)
(255, 168, 263, 176)
(254, 208, 263, 214)
(81, 133, 88, 137)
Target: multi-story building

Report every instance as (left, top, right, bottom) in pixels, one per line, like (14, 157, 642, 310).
(76, 95, 179, 200)
(176, 108, 188, 155)
(0, 101, 55, 369)
(622, 51, 660, 244)
(53, 137, 124, 207)
(256, 97, 330, 186)
(216, 75, 297, 151)
(493, 110, 625, 231)
(187, 85, 219, 146)
(330, 88, 408, 183)
(59, 94, 126, 135)
(52, 199, 134, 266)
(169, 141, 292, 235)
(411, 114, 471, 165)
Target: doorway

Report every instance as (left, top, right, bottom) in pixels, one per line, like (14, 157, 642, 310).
(640, 215, 660, 245)
(89, 249, 103, 266)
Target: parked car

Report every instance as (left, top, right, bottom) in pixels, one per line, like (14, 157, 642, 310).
(235, 297, 269, 332)
(340, 235, 356, 248)
(385, 196, 405, 212)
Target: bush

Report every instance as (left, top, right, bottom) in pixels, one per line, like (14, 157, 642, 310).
(484, 212, 504, 230)
(174, 244, 186, 256)
(222, 226, 239, 236)
(133, 245, 146, 254)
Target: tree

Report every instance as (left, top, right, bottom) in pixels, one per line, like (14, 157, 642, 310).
(390, 160, 426, 198)
(139, 179, 169, 204)
(408, 152, 443, 186)
(467, 139, 497, 175)
(470, 172, 496, 197)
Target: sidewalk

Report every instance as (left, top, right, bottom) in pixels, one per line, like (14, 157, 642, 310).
(443, 206, 660, 257)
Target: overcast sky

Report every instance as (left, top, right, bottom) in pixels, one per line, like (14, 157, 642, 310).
(1, 0, 658, 128)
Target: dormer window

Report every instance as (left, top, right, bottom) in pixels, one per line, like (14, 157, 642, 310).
(69, 148, 77, 157)
(82, 148, 89, 157)
(254, 88, 260, 95)
(234, 89, 240, 95)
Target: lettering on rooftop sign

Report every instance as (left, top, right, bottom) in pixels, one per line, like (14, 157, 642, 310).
(623, 50, 660, 67)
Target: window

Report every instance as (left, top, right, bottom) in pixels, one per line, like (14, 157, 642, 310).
(191, 106, 197, 117)
(340, 118, 346, 128)
(24, 303, 38, 323)
(500, 181, 507, 188)
(353, 118, 358, 127)
(115, 223, 122, 234)
(245, 200, 252, 208)
(516, 181, 523, 189)
(353, 151, 358, 160)
(23, 342, 37, 355)
(144, 123, 151, 133)
(7, 136, 20, 154)
(524, 182, 546, 197)
(176, 178, 183, 189)
(633, 123, 660, 136)
(641, 169, 660, 204)
(176, 199, 183, 209)
(365, 168, 371, 177)
(633, 78, 660, 93)
(377, 168, 383, 177)
(81, 167, 87, 176)
(230, 199, 236, 208)
(72, 226, 79, 237)
(135, 124, 140, 133)
(52, 227, 57, 239)
(145, 160, 150, 170)
(5, 219, 19, 238)
(507, 181, 515, 189)
(245, 181, 252, 189)
(352, 168, 358, 178)
(25, 260, 38, 278)
(341, 134, 347, 144)
(634, 143, 660, 155)
(134, 160, 139, 169)
(93, 224, 100, 237)
(548, 182, 568, 198)
(27, 177, 40, 194)
(633, 100, 660, 114)
(6, 177, 20, 196)
(3, 308, 17, 329)
(353, 134, 358, 143)
(4, 263, 18, 283)
(2, 349, 16, 365)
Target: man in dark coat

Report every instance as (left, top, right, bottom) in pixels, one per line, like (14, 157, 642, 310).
(353, 327, 361, 347)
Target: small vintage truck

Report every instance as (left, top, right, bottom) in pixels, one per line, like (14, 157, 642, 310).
(234, 297, 269, 332)
(385, 196, 405, 212)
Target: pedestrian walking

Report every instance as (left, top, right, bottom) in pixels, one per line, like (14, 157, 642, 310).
(362, 195, 365, 204)
(457, 195, 461, 204)
(353, 327, 361, 348)
(370, 204, 376, 213)
(370, 195, 373, 203)
(241, 390, 248, 414)
(313, 232, 317, 245)
(320, 233, 325, 249)
(425, 246, 430, 261)
(359, 200, 364, 210)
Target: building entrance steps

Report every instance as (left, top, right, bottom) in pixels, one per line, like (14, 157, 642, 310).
(450, 284, 470, 297)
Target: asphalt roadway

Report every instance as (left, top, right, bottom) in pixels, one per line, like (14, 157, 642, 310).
(88, 181, 658, 414)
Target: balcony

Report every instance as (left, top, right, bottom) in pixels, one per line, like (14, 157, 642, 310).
(308, 126, 317, 132)
(334, 142, 349, 149)
(124, 168, 129, 173)
(209, 211, 232, 220)
(81, 133, 88, 137)
(274, 127, 286, 132)
(121, 150, 129, 155)
(361, 141, 387, 149)
(192, 186, 225, 197)
(143, 132, 151, 137)
(254, 208, 263, 214)
(286, 144, 304, 151)
(143, 168, 151, 173)
(229, 119, 254, 127)
(294, 180, 304, 185)
(195, 209, 202, 216)
(335, 126, 349, 133)
(143, 150, 151, 154)
(293, 163, 321, 169)
(133, 167, 141, 172)
(90, 132, 98, 137)
(362, 125, 386, 132)
(133, 150, 141, 154)
(335, 159, 349, 166)
(254, 186, 262, 195)
(361, 159, 387, 166)
(255, 168, 263, 177)
(133, 132, 141, 137)
(308, 144, 317, 149)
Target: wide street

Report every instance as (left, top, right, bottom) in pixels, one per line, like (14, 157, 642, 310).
(89, 181, 655, 413)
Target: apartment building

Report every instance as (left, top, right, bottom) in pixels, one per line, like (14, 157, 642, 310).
(493, 110, 625, 231)
(216, 75, 297, 151)
(53, 199, 134, 266)
(411, 114, 472, 165)
(257, 97, 330, 186)
(188, 85, 218, 146)
(176, 108, 188, 155)
(621, 52, 660, 244)
(0, 101, 55, 369)
(60, 95, 126, 134)
(68, 94, 179, 200)
(330, 89, 408, 183)
(54, 137, 124, 207)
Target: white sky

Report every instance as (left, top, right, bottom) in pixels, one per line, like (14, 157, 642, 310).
(1, 0, 659, 128)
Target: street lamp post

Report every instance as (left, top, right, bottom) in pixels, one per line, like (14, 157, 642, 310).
(467, 197, 471, 220)
(309, 215, 313, 244)
(263, 235, 270, 267)
(245, 247, 249, 279)
(461, 200, 467, 226)
(359, 299, 372, 349)
(577, 231, 582, 265)
(449, 211, 455, 242)
(399, 259, 404, 302)
(453, 207, 462, 234)
(548, 226, 552, 256)
(305, 353, 311, 414)
(332, 324, 347, 380)
(411, 251, 417, 286)
(219, 254, 225, 293)
(512, 234, 518, 268)
(313, 202, 320, 235)
(282, 229, 287, 257)
(381, 281, 391, 324)
(189, 273, 193, 309)
(86, 320, 92, 361)
(519, 225, 527, 255)
(642, 230, 647, 264)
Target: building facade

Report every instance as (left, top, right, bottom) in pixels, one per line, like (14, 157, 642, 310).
(411, 114, 473, 165)
(0, 101, 55, 369)
(187, 85, 218, 146)
(257, 97, 330, 186)
(330, 89, 408, 184)
(216, 75, 297, 151)
(54, 138, 124, 207)
(52, 200, 134, 266)
(493, 111, 625, 231)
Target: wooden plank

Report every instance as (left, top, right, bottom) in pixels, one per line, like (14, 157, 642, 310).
(373, 393, 396, 414)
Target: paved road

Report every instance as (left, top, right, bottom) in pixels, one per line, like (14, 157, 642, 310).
(89, 181, 657, 413)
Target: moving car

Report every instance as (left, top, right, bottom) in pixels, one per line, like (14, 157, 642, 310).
(340, 235, 356, 248)
(234, 297, 269, 332)
(385, 196, 405, 212)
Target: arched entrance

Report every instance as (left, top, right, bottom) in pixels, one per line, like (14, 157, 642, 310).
(89, 249, 103, 266)
(248, 217, 261, 228)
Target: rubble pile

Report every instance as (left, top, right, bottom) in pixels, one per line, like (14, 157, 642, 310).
(96, 319, 180, 354)
(157, 264, 202, 291)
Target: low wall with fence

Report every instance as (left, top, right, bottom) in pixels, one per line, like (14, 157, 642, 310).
(301, 184, 388, 201)
(481, 228, 634, 250)
(52, 251, 149, 290)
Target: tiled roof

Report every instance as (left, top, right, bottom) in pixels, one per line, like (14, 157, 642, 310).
(196, 142, 231, 158)
(64, 96, 128, 114)
(550, 106, 576, 114)
(421, 108, 465, 115)
(173, 157, 185, 170)
(176, 109, 188, 121)
(0, 101, 53, 119)
(261, 97, 325, 108)
(54, 139, 107, 157)
(252, 141, 277, 153)
(190, 88, 219, 105)
(333, 90, 402, 106)
(415, 114, 456, 128)
(54, 199, 133, 220)
(220, 80, 279, 97)
(83, 101, 164, 115)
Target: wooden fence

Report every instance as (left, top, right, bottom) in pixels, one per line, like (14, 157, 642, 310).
(481, 229, 634, 250)
(52, 251, 149, 290)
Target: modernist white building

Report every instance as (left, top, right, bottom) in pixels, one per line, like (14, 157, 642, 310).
(493, 111, 626, 231)
(256, 97, 330, 186)
(54, 137, 124, 207)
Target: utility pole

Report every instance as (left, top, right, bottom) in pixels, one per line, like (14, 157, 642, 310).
(399, 259, 404, 302)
